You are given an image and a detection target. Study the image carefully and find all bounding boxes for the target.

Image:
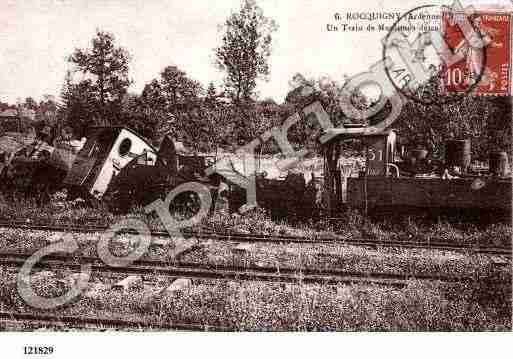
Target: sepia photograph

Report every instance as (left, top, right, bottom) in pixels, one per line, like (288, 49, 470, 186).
(0, 0, 512, 356)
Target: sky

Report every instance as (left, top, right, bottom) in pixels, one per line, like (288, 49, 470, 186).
(0, 0, 511, 105)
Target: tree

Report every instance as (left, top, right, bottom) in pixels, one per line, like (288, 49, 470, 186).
(120, 93, 163, 144)
(39, 95, 58, 116)
(394, 88, 511, 160)
(0, 101, 10, 112)
(60, 73, 97, 137)
(215, 0, 277, 103)
(24, 97, 38, 111)
(137, 66, 204, 147)
(159, 66, 202, 114)
(68, 30, 131, 124)
(205, 82, 218, 108)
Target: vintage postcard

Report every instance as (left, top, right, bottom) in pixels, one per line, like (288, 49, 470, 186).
(0, 0, 511, 357)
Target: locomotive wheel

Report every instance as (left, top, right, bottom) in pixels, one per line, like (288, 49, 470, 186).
(171, 190, 202, 219)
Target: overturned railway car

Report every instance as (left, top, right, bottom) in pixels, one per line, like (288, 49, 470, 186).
(0, 127, 158, 204)
(64, 126, 157, 201)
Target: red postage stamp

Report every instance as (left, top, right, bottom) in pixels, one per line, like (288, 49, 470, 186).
(441, 10, 512, 96)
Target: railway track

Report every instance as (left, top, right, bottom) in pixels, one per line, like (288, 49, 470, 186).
(0, 219, 510, 257)
(0, 311, 228, 331)
(0, 251, 475, 288)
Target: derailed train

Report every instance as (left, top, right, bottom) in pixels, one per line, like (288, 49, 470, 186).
(0, 126, 219, 211)
(1, 127, 157, 204)
(0, 123, 511, 219)
(0, 125, 320, 216)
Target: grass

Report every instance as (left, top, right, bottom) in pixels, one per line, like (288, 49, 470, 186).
(0, 269, 510, 331)
(1, 194, 510, 249)
(0, 227, 509, 281)
(0, 194, 116, 225)
(0, 194, 510, 331)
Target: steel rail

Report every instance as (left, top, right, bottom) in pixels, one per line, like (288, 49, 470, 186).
(0, 311, 228, 331)
(0, 251, 475, 288)
(0, 220, 510, 257)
